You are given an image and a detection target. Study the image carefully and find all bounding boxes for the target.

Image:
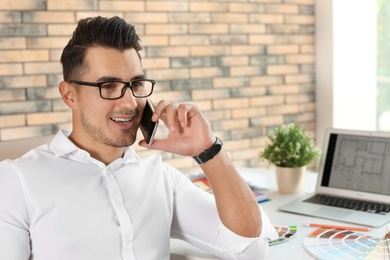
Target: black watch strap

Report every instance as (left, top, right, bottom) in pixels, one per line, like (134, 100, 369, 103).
(193, 137, 223, 164)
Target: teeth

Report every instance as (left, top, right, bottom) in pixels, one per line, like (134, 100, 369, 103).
(111, 117, 131, 122)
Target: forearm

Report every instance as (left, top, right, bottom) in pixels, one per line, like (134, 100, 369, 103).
(200, 149, 261, 238)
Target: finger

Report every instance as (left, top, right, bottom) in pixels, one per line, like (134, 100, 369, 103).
(152, 100, 169, 122)
(165, 103, 178, 132)
(177, 104, 188, 127)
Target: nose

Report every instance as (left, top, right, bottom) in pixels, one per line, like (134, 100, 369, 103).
(118, 86, 137, 108)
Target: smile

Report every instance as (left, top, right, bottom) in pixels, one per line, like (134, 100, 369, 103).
(111, 117, 132, 123)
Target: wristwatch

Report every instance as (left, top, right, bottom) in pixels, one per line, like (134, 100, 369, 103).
(193, 137, 223, 164)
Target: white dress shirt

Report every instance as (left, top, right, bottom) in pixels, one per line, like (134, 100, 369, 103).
(0, 130, 277, 260)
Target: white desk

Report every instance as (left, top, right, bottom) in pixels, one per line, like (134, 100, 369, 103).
(170, 167, 387, 259)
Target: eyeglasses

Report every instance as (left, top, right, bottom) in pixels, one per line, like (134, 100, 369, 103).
(69, 79, 155, 100)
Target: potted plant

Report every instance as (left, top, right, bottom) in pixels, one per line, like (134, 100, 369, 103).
(259, 123, 321, 194)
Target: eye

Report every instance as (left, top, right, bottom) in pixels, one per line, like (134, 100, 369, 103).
(132, 80, 144, 88)
(100, 81, 120, 89)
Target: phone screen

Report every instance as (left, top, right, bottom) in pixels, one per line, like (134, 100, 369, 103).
(140, 99, 158, 145)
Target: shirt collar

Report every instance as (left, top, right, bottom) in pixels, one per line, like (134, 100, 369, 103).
(50, 129, 142, 164)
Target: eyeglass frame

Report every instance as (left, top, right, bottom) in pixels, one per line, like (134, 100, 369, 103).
(68, 79, 156, 100)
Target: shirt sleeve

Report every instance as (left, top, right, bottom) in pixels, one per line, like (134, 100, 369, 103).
(0, 161, 31, 260)
(170, 171, 278, 259)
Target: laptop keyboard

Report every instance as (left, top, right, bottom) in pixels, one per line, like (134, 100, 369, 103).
(304, 194, 390, 215)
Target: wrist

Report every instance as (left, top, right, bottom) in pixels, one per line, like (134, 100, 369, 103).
(193, 137, 223, 164)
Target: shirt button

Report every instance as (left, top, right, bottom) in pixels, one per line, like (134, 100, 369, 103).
(115, 201, 121, 208)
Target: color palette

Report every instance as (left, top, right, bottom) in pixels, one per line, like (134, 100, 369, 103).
(269, 225, 297, 245)
(303, 228, 390, 259)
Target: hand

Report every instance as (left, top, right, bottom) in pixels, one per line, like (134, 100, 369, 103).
(138, 100, 215, 157)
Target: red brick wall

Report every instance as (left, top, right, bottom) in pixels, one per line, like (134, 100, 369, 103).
(0, 0, 315, 172)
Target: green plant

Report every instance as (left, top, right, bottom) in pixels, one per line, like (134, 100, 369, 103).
(259, 123, 321, 168)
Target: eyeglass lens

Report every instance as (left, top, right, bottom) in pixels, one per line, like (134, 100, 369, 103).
(100, 80, 153, 99)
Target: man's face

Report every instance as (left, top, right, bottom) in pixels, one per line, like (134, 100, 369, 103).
(72, 46, 146, 148)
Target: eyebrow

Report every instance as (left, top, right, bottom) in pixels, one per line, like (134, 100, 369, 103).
(96, 74, 146, 82)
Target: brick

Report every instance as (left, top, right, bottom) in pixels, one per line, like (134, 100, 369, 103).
(231, 86, 267, 97)
(0, 64, 23, 76)
(142, 58, 170, 69)
(249, 34, 287, 45)
(0, 24, 47, 36)
(285, 73, 314, 84)
(220, 56, 249, 67)
(212, 118, 249, 131)
(285, 15, 314, 24)
(267, 44, 299, 54)
(300, 64, 315, 73)
(47, 0, 97, 11)
(146, 1, 188, 12)
(250, 55, 284, 66)
(264, 4, 299, 13)
(230, 147, 259, 161)
(266, 64, 299, 75)
(0, 11, 21, 23)
(169, 13, 210, 23)
(0, 89, 25, 102)
(250, 75, 284, 86)
(146, 46, 189, 57)
(171, 78, 212, 90)
(0, 100, 51, 115)
(213, 98, 249, 109)
(150, 90, 190, 102)
(171, 57, 213, 68)
(189, 2, 227, 12)
(0, 0, 46, 10)
(189, 24, 228, 34)
(210, 35, 247, 45)
(285, 54, 314, 64)
(146, 68, 189, 81)
(190, 46, 229, 57)
(229, 3, 265, 13)
(99, 1, 144, 11)
(23, 12, 75, 23)
(27, 36, 69, 49)
(250, 95, 284, 107)
(125, 12, 168, 24)
(224, 139, 251, 151)
(286, 93, 314, 103)
(212, 13, 248, 23)
(0, 37, 26, 49)
(0, 114, 25, 128)
(230, 66, 263, 77)
(266, 104, 300, 114)
(48, 24, 77, 36)
(192, 88, 230, 100)
(146, 24, 188, 35)
(231, 45, 265, 56)
(250, 115, 284, 127)
(203, 109, 231, 121)
(0, 75, 46, 88)
(0, 50, 49, 62)
(213, 77, 249, 88)
(138, 35, 169, 47)
(0, 125, 53, 141)
(230, 24, 266, 34)
(50, 49, 63, 61)
(170, 35, 210, 46)
(190, 67, 227, 79)
(232, 107, 267, 119)
(249, 14, 284, 24)
(231, 128, 263, 140)
(53, 99, 70, 111)
(27, 111, 71, 125)
(24, 62, 62, 75)
(27, 87, 61, 100)
(286, 35, 314, 44)
(267, 24, 299, 34)
(76, 12, 125, 22)
(267, 84, 301, 94)
(285, 0, 314, 3)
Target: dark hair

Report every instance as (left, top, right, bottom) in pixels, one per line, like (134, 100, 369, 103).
(60, 16, 142, 81)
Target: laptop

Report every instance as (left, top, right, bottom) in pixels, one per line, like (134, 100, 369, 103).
(279, 128, 390, 227)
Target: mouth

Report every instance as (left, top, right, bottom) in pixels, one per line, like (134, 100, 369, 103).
(110, 116, 134, 124)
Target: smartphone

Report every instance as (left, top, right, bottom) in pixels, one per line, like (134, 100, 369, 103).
(140, 98, 159, 145)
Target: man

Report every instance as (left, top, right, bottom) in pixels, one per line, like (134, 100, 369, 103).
(0, 16, 277, 259)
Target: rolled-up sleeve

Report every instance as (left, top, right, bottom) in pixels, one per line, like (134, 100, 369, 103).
(171, 173, 278, 259)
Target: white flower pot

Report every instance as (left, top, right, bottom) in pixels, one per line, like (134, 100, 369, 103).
(275, 166, 306, 194)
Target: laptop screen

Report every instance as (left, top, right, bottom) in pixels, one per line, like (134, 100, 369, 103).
(320, 133, 390, 196)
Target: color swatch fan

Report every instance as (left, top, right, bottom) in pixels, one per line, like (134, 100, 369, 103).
(303, 228, 390, 259)
(269, 225, 297, 246)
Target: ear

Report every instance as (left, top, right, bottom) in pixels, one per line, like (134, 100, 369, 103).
(59, 81, 78, 109)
